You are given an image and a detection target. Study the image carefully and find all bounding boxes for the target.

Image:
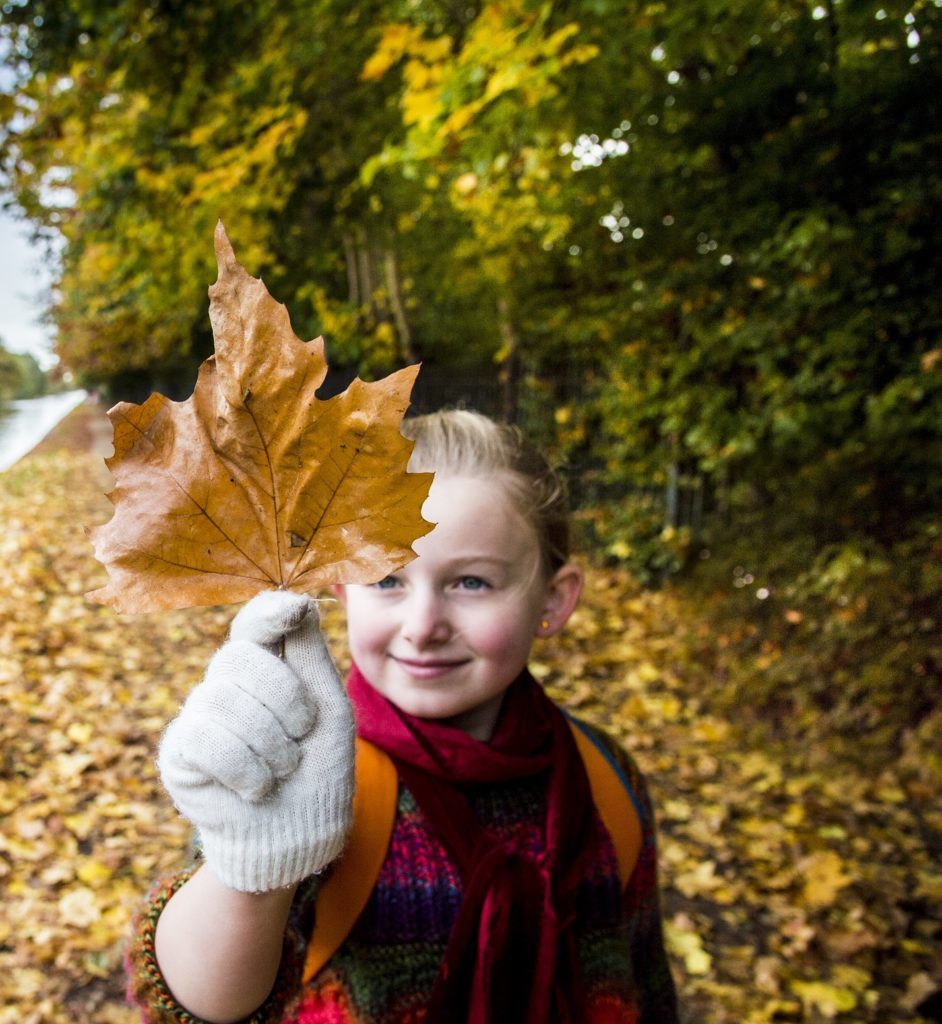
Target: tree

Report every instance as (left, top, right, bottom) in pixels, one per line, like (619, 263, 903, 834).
(480, 0, 942, 553)
(2, 0, 940, 554)
(1, 0, 313, 393)
(353, 3, 602, 413)
(0, 341, 46, 399)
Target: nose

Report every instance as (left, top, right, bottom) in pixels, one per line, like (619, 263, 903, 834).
(400, 588, 451, 648)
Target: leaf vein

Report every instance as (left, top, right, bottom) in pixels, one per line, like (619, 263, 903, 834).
(117, 410, 272, 579)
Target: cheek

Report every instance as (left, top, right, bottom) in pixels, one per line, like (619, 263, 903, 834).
(470, 610, 538, 659)
(344, 597, 390, 654)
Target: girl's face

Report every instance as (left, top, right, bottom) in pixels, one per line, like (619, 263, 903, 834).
(334, 474, 582, 740)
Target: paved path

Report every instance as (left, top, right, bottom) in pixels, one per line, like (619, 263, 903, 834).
(25, 395, 114, 463)
(0, 390, 90, 471)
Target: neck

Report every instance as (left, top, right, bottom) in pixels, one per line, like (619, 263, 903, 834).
(439, 691, 506, 741)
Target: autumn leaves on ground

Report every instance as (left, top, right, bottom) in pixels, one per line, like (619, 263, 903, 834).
(1, 403, 939, 1024)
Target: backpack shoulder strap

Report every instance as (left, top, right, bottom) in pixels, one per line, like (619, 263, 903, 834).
(566, 716, 643, 890)
(302, 736, 398, 984)
(304, 719, 643, 982)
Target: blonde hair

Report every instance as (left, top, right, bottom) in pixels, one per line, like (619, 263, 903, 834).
(401, 409, 571, 576)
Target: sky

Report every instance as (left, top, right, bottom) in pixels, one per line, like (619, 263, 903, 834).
(0, 35, 59, 371)
(0, 202, 58, 370)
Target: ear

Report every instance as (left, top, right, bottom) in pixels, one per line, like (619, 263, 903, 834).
(536, 562, 584, 638)
(329, 583, 347, 606)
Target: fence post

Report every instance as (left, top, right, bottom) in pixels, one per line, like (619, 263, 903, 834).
(666, 463, 679, 528)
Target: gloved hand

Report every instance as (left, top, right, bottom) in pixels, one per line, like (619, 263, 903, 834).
(157, 590, 355, 892)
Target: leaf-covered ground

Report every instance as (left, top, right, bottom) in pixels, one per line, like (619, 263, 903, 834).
(1, 402, 939, 1023)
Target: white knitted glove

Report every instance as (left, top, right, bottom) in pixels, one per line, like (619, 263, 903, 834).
(157, 590, 355, 892)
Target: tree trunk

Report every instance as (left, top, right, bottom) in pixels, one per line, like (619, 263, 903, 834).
(342, 232, 360, 307)
(383, 249, 416, 363)
(497, 296, 521, 424)
(355, 229, 373, 314)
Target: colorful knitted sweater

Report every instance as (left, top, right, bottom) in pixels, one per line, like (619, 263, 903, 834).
(127, 721, 678, 1023)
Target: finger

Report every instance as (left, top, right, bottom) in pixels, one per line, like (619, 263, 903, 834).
(229, 590, 314, 648)
(160, 714, 278, 803)
(186, 668, 303, 780)
(208, 641, 316, 740)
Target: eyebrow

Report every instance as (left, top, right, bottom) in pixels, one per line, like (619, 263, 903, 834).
(437, 555, 516, 571)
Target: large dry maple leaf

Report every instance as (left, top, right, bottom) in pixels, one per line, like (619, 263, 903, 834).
(88, 223, 434, 613)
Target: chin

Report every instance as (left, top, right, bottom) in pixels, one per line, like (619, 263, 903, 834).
(398, 695, 467, 721)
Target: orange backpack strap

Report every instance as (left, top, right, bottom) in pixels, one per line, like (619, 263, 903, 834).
(303, 721, 642, 983)
(302, 737, 398, 984)
(566, 716, 643, 890)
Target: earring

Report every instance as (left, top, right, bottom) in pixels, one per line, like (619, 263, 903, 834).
(540, 619, 551, 632)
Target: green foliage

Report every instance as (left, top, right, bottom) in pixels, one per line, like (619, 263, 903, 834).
(0, 349, 20, 401)
(0, 344, 47, 399)
(569, 0, 942, 551)
(1, 0, 940, 554)
(575, 497, 695, 588)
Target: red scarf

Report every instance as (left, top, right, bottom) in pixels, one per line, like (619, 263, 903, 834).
(346, 664, 596, 1024)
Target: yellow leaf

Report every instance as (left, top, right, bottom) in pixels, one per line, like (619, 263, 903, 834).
(662, 799, 691, 823)
(77, 859, 114, 886)
(674, 860, 721, 898)
(607, 539, 633, 560)
(62, 813, 96, 840)
(790, 979, 857, 1017)
(801, 850, 853, 908)
(665, 916, 713, 975)
(58, 887, 102, 927)
(632, 661, 661, 684)
(66, 721, 93, 744)
(692, 718, 730, 743)
(402, 87, 443, 129)
(527, 660, 550, 680)
(831, 964, 871, 990)
(649, 694, 682, 720)
(618, 693, 649, 721)
(360, 23, 424, 81)
(915, 868, 942, 900)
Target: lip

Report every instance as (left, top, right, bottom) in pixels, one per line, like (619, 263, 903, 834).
(390, 655, 471, 680)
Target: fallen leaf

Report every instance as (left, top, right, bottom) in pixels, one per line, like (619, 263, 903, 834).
(674, 859, 722, 898)
(754, 956, 782, 995)
(58, 887, 102, 927)
(76, 859, 114, 886)
(665, 915, 713, 976)
(88, 223, 433, 612)
(831, 964, 871, 990)
(902, 973, 938, 1012)
(790, 979, 858, 1018)
(4, 426, 940, 1022)
(66, 722, 94, 745)
(801, 850, 853, 908)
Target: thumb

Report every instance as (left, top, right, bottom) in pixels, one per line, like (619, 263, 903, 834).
(282, 600, 346, 702)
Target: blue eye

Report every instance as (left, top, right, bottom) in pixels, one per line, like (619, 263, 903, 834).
(374, 576, 400, 590)
(457, 576, 488, 591)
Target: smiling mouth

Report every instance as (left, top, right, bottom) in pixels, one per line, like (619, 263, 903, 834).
(391, 655, 470, 677)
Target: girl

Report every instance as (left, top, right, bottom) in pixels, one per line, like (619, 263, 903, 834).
(128, 410, 678, 1023)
